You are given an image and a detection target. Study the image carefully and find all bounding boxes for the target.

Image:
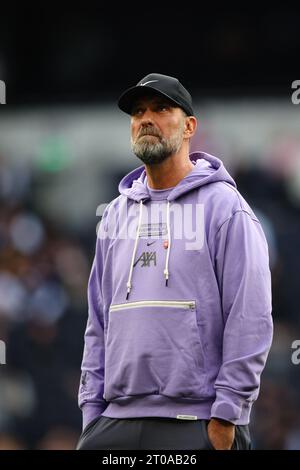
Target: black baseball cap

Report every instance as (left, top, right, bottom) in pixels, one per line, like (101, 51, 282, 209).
(118, 73, 194, 117)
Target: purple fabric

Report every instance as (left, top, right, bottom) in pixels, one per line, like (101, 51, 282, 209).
(78, 151, 273, 430)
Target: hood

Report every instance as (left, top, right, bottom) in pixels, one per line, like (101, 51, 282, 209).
(118, 151, 236, 202)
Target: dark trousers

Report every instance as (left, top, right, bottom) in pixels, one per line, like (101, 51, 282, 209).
(76, 416, 252, 450)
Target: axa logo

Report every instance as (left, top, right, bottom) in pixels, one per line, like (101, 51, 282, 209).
(134, 251, 156, 267)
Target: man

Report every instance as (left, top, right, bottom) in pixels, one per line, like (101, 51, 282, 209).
(77, 73, 273, 450)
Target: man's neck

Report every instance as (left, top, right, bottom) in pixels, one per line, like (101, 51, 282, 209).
(145, 153, 194, 190)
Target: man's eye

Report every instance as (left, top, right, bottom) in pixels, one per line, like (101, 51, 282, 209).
(132, 108, 143, 116)
(157, 105, 169, 112)
(131, 107, 144, 116)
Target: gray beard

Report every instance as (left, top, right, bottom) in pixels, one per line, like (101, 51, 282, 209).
(131, 128, 184, 165)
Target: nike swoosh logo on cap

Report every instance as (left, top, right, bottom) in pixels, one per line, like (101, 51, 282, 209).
(140, 80, 159, 86)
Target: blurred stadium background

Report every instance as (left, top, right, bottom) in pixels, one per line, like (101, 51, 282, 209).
(1, 7, 300, 449)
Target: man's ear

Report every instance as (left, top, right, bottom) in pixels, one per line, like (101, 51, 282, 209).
(184, 116, 197, 139)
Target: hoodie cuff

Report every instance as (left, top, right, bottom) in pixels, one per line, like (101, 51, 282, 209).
(81, 401, 108, 431)
(210, 389, 251, 425)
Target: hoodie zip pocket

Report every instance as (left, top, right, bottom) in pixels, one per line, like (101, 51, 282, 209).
(104, 299, 207, 401)
(109, 300, 196, 312)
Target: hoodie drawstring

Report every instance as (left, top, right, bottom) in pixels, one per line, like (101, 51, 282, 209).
(126, 199, 171, 300)
(164, 200, 171, 286)
(126, 200, 144, 300)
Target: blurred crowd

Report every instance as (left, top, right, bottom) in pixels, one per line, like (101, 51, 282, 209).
(0, 154, 90, 449)
(1, 136, 300, 449)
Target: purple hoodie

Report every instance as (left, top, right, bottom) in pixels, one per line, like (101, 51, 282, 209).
(78, 151, 273, 430)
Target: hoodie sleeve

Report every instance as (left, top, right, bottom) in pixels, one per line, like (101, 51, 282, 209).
(210, 210, 273, 424)
(78, 224, 109, 430)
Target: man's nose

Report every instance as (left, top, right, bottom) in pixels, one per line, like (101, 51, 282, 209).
(140, 107, 155, 124)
